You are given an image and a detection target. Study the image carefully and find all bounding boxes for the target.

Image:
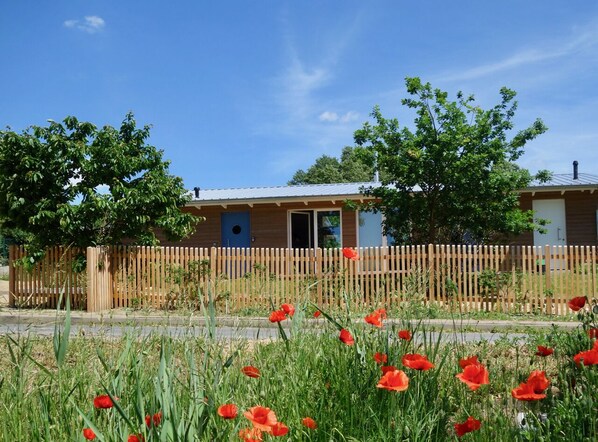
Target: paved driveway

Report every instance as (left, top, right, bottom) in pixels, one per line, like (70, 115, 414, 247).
(0, 318, 529, 344)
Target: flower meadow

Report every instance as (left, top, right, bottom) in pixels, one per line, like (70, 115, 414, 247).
(1, 286, 597, 439)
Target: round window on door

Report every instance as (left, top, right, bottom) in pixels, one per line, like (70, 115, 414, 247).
(232, 225, 242, 235)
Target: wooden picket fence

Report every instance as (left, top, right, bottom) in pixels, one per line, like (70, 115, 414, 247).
(9, 246, 88, 309)
(9, 244, 598, 314)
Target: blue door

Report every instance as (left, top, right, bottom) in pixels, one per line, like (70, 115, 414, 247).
(221, 212, 251, 248)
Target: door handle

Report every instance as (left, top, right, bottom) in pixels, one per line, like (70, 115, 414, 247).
(557, 228, 564, 241)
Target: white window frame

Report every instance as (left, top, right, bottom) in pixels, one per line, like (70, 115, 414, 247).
(287, 208, 343, 249)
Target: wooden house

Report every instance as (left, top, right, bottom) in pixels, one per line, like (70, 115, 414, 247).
(174, 182, 386, 249)
(167, 163, 598, 249)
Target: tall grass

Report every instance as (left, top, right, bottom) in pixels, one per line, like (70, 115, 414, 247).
(0, 301, 596, 441)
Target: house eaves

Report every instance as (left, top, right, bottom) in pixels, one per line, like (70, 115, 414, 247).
(188, 182, 380, 208)
(188, 173, 598, 209)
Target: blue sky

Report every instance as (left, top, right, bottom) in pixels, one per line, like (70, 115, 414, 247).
(2, 1, 598, 190)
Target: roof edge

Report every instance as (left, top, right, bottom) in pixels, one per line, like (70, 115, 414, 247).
(188, 193, 376, 207)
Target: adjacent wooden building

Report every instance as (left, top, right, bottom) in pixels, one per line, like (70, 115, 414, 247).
(516, 166, 598, 246)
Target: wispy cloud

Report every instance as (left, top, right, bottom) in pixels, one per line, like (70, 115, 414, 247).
(339, 111, 359, 123)
(278, 56, 331, 121)
(268, 4, 369, 128)
(440, 20, 598, 82)
(64, 16, 105, 34)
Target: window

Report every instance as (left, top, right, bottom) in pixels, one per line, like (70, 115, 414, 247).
(358, 211, 384, 247)
(289, 209, 342, 248)
(317, 210, 341, 249)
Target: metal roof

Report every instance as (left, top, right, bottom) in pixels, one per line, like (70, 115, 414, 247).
(525, 173, 598, 190)
(190, 182, 380, 206)
(189, 173, 598, 207)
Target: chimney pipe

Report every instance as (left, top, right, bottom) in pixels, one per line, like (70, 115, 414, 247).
(573, 161, 579, 180)
(193, 186, 200, 198)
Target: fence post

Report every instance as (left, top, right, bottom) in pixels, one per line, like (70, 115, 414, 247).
(315, 248, 323, 306)
(544, 245, 551, 296)
(209, 247, 217, 307)
(427, 244, 434, 303)
(87, 246, 113, 312)
(8, 245, 15, 308)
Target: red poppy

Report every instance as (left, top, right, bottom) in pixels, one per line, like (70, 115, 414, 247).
(217, 404, 238, 419)
(535, 345, 554, 357)
(242, 366, 261, 378)
(145, 411, 162, 427)
(377, 369, 409, 392)
(93, 394, 115, 409)
(365, 311, 383, 327)
(381, 365, 397, 374)
(511, 370, 549, 401)
(239, 427, 263, 442)
(374, 308, 387, 319)
(302, 417, 317, 429)
(402, 353, 435, 371)
(567, 296, 586, 311)
(271, 422, 289, 436)
(588, 328, 598, 339)
(454, 416, 481, 438)
(244, 406, 278, 432)
(313, 310, 321, 318)
(339, 329, 355, 346)
(374, 352, 388, 364)
(280, 303, 295, 317)
(269, 310, 287, 323)
(342, 247, 359, 261)
(456, 364, 490, 391)
(127, 435, 144, 442)
(458, 355, 479, 369)
(83, 428, 96, 440)
(398, 330, 411, 341)
(573, 348, 598, 366)
(511, 382, 544, 401)
(528, 370, 549, 389)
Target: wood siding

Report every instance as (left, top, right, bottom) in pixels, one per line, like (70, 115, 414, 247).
(162, 202, 359, 249)
(516, 191, 598, 246)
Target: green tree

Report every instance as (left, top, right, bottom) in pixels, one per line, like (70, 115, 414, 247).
(354, 77, 548, 244)
(288, 146, 376, 185)
(0, 233, 8, 265)
(0, 113, 200, 254)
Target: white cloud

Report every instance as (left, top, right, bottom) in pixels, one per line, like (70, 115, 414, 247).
(63, 15, 105, 34)
(319, 110, 359, 123)
(319, 111, 338, 122)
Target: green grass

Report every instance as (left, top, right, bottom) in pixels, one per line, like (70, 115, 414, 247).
(124, 300, 578, 324)
(0, 304, 596, 441)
